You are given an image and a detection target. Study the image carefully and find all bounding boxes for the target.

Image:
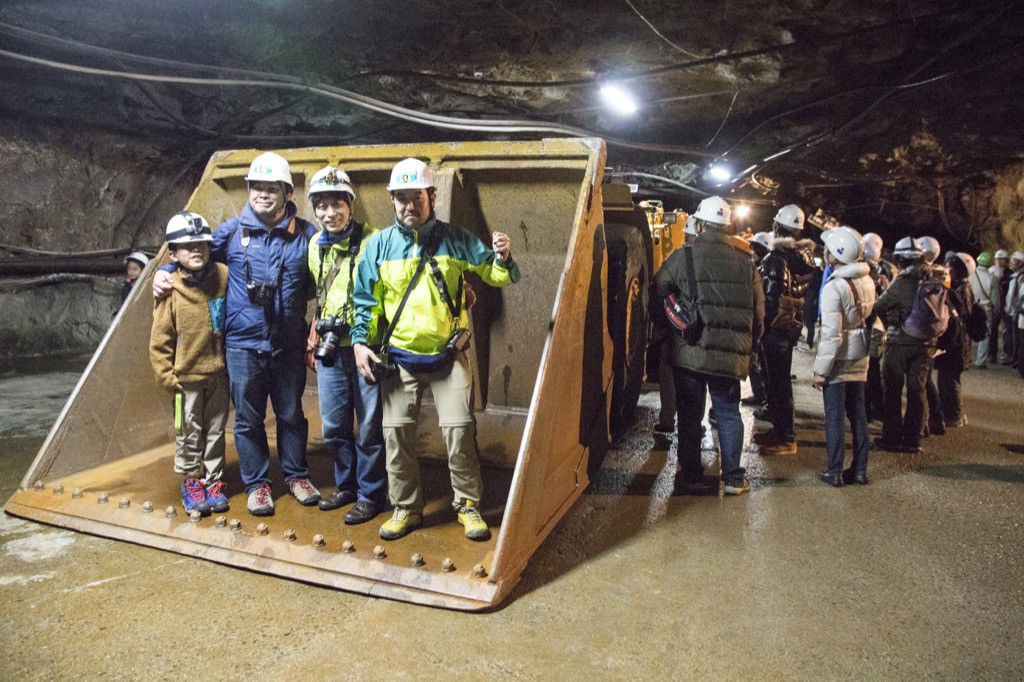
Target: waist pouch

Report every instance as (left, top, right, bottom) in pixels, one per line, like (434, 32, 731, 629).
(391, 347, 453, 374)
(771, 294, 804, 342)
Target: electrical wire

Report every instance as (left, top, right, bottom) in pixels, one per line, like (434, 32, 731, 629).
(0, 46, 720, 157)
(604, 171, 709, 197)
(703, 90, 739, 148)
(0, 274, 119, 292)
(333, 4, 987, 88)
(622, 0, 706, 59)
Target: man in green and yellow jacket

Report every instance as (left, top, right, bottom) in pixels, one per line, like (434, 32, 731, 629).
(352, 158, 520, 542)
(306, 166, 387, 525)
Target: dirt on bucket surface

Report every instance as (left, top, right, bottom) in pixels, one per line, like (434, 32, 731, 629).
(1, 352, 1022, 679)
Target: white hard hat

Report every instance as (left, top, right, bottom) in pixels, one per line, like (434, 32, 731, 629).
(751, 231, 774, 250)
(824, 226, 864, 265)
(246, 152, 293, 188)
(387, 157, 434, 191)
(894, 236, 923, 260)
(994, 249, 1009, 259)
(693, 195, 732, 226)
(953, 252, 977, 277)
(773, 204, 805, 233)
(1012, 251, 1024, 262)
(308, 166, 355, 204)
(165, 211, 213, 244)
(862, 232, 883, 263)
(918, 236, 941, 264)
(684, 214, 699, 236)
(124, 251, 149, 267)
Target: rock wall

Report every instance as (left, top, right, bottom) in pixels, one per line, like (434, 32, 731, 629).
(0, 277, 121, 359)
(0, 120, 203, 252)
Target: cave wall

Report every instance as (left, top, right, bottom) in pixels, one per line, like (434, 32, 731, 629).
(0, 121, 203, 358)
(0, 120, 202, 252)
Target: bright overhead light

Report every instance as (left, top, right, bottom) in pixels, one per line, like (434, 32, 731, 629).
(600, 84, 638, 116)
(708, 164, 732, 182)
(734, 204, 751, 218)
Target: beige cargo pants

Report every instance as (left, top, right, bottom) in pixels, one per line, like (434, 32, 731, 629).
(173, 375, 229, 485)
(380, 352, 480, 512)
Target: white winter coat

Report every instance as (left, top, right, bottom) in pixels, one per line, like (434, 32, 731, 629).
(812, 262, 877, 383)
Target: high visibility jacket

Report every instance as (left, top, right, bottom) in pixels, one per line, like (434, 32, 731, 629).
(307, 221, 380, 346)
(351, 217, 520, 356)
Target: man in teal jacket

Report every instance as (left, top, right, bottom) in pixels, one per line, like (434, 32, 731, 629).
(352, 158, 520, 542)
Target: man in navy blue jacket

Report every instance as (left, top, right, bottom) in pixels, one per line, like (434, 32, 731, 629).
(154, 152, 320, 516)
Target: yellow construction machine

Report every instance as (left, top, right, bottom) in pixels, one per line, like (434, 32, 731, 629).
(5, 138, 656, 610)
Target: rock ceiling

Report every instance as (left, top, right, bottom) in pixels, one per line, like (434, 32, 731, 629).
(1, 0, 1022, 242)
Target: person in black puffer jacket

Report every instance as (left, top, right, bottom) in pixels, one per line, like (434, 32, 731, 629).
(935, 252, 975, 427)
(754, 204, 816, 456)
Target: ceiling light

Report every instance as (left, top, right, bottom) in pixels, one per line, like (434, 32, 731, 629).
(734, 204, 751, 218)
(600, 84, 638, 116)
(708, 164, 732, 182)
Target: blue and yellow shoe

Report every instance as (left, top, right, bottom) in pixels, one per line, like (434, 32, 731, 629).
(379, 507, 422, 541)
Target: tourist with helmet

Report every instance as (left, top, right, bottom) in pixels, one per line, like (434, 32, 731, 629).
(754, 203, 816, 456)
(969, 251, 996, 368)
(812, 226, 876, 486)
(871, 237, 942, 453)
(120, 251, 149, 305)
(149, 212, 230, 515)
(936, 251, 977, 427)
(861, 232, 889, 422)
(153, 151, 322, 516)
(651, 196, 765, 495)
(1006, 251, 1024, 373)
(351, 158, 520, 542)
(992, 249, 1014, 363)
(305, 166, 388, 525)
(919, 236, 948, 438)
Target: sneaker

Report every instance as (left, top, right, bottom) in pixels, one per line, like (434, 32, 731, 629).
(247, 483, 274, 516)
(761, 440, 798, 456)
(205, 481, 229, 513)
(181, 477, 211, 516)
(456, 501, 492, 541)
(817, 471, 843, 488)
(379, 507, 422, 541)
(723, 477, 750, 495)
(286, 477, 321, 506)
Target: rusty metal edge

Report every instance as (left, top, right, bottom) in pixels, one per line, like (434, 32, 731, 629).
(3, 500, 499, 612)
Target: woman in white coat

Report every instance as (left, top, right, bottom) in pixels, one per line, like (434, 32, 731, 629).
(812, 227, 877, 486)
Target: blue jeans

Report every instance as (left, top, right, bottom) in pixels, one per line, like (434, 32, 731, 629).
(317, 347, 387, 505)
(822, 381, 869, 477)
(673, 367, 745, 483)
(226, 347, 309, 493)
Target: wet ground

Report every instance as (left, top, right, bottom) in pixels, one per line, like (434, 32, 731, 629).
(2, 352, 1023, 679)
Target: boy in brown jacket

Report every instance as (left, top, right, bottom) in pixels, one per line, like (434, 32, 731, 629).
(150, 212, 230, 516)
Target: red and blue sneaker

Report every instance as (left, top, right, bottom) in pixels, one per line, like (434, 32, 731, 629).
(181, 477, 211, 516)
(205, 481, 229, 513)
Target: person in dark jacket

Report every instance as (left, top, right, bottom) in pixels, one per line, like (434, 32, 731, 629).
(936, 252, 976, 427)
(872, 237, 936, 454)
(862, 232, 889, 422)
(754, 203, 815, 455)
(153, 152, 321, 516)
(802, 259, 824, 351)
(652, 196, 765, 496)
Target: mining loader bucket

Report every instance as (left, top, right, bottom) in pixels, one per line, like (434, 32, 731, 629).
(5, 138, 617, 610)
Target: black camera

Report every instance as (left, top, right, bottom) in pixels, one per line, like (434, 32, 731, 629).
(445, 327, 472, 354)
(370, 348, 398, 381)
(314, 315, 351, 367)
(247, 280, 277, 307)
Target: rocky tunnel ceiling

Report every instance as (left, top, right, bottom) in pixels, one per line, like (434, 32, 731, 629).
(1, 0, 1023, 249)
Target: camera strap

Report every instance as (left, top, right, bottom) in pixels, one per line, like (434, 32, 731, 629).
(426, 256, 463, 319)
(315, 222, 363, 320)
(378, 224, 445, 350)
(240, 224, 289, 301)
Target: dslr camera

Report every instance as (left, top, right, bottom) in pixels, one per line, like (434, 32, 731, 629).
(247, 280, 277, 307)
(314, 315, 351, 367)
